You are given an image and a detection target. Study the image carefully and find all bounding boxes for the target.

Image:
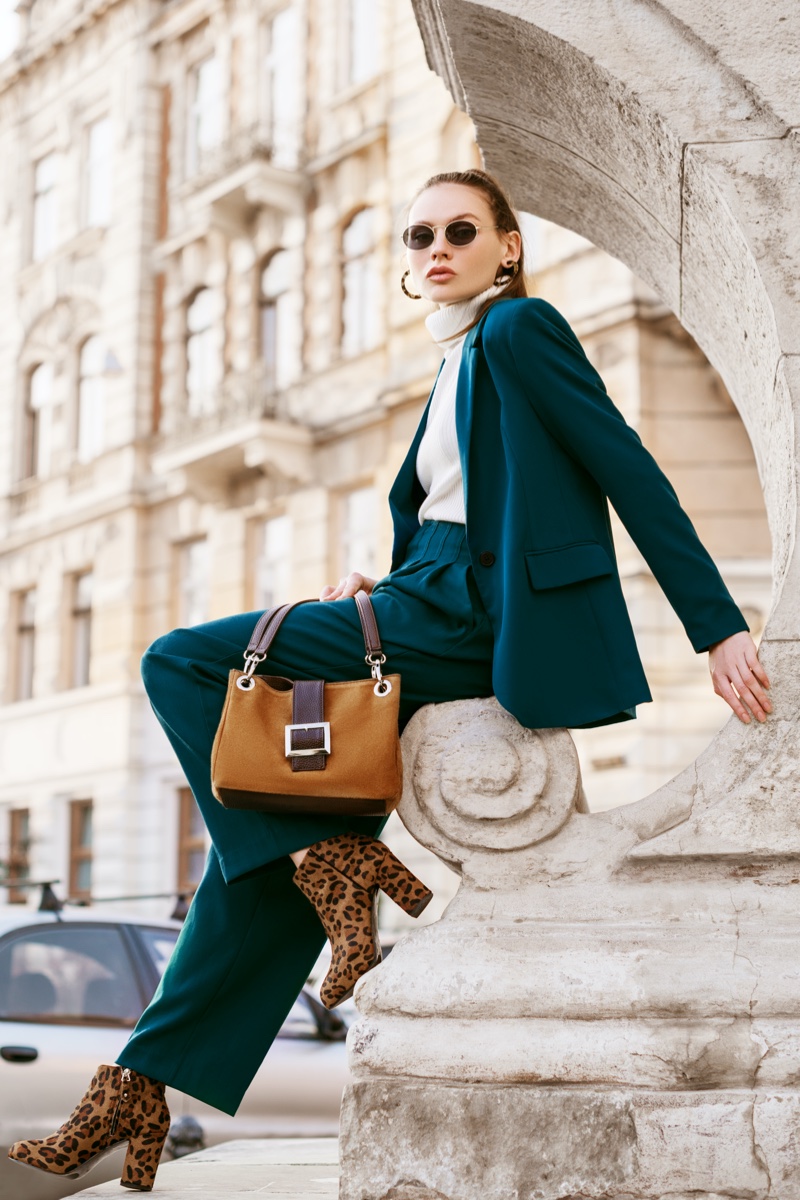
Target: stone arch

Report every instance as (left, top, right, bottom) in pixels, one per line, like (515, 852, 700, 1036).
(411, 0, 800, 850)
(14, 296, 103, 479)
(20, 296, 102, 373)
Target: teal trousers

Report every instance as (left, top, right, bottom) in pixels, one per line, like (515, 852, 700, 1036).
(118, 520, 494, 1114)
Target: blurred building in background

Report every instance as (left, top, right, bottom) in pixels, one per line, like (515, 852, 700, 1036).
(0, 0, 770, 928)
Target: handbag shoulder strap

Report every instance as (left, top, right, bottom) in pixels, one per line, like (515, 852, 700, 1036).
(245, 589, 384, 662)
(353, 589, 382, 657)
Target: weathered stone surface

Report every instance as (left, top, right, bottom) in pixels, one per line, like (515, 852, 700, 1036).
(340, 697, 800, 1198)
(342, 1082, 791, 1200)
(626, 641, 800, 859)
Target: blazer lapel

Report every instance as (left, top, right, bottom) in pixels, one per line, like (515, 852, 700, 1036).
(455, 320, 484, 514)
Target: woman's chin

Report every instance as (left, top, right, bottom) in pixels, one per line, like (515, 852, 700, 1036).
(424, 280, 472, 304)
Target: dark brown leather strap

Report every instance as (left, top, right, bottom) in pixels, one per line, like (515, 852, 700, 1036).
(246, 591, 385, 662)
(246, 600, 304, 658)
(288, 679, 328, 772)
(354, 589, 382, 656)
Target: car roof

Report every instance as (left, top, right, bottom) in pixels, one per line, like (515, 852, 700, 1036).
(0, 905, 184, 938)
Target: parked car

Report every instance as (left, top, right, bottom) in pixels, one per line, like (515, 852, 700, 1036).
(0, 900, 351, 1200)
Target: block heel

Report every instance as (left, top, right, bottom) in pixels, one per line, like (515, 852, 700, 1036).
(374, 843, 434, 917)
(293, 832, 433, 1008)
(120, 1119, 169, 1191)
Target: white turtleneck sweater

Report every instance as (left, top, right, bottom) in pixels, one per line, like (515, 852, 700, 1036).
(416, 281, 508, 525)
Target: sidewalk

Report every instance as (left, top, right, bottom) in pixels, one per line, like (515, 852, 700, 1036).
(72, 1138, 339, 1199)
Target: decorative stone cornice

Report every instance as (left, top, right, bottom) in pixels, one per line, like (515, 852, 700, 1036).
(0, 0, 129, 91)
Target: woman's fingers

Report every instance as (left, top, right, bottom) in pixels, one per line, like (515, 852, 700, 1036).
(746, 651, 771, 691)
(319, 572, 370, 601)
(714, 668, 766, 723)
(708, 631, 774, 723)
(714, 675, 753, 723)
(731, 674, 770, 722)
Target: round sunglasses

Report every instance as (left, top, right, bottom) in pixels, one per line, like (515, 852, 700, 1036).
(402, 220, 498, 251)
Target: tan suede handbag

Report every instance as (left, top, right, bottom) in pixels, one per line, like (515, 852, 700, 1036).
(210, 590, 402, 816)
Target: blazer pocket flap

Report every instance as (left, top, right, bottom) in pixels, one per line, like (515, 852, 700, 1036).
(525, 541, 614, 590)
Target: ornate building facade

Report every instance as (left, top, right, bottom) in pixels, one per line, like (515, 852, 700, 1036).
(0, 0, 770, 922)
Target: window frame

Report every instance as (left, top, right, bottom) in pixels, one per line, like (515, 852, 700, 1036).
(340, 207, 381, 359)
(10, 588, 37, 703)
(335, 483, 379, 581)
(258, 249, 293, 390)
(68, 570, 94, 690)
(173, 536, 210, 628)
(185, 287, 223, 417)
(31, 150, 58, 262)
(186, 53, 225, 177)
(249, 512, 292, 610)
(83, 115, 113, 229)
(337, 0, 381, 92)
(68, 799, 93, 904)
(7, 808, 31, 905)
(176, 786, 206, 897)
(76, 335, 106, 463)
(23, 361, 55, 481)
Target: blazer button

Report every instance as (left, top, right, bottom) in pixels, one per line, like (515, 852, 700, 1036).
(478, 551, 496, 567)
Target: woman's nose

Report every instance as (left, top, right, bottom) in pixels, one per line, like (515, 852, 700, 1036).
(430, 230, 451, 256)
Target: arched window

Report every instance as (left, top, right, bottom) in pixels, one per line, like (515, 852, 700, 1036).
(23, 362, 55, 479)
(77, 336, 105, 462)
(341, 208, 380, 358)
(259, 250, 295, 390)
(186, 288, 223, 416)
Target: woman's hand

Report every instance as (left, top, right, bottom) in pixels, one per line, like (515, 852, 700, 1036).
(708, 630, 772, 723)
(320, 572, 378, 602)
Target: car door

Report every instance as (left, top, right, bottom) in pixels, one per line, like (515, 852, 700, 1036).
(0, 922, 149, 1149)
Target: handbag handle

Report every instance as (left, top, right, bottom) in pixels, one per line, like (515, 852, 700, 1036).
(242, 590, 388, 687)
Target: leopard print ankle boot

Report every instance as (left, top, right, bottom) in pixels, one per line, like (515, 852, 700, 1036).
(7, 1063, 170, 1191)
(293, 832, 433, 1008)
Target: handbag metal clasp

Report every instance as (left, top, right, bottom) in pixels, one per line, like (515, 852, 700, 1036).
(285, 722, 331, 757)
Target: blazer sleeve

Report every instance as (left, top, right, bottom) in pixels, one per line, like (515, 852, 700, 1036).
(498, 297, 750, 655)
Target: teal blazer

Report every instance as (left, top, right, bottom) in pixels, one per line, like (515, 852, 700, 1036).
(387, 296, 750, 730)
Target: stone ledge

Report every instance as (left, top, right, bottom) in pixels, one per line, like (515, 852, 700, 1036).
(72, 1138, 339, 1199)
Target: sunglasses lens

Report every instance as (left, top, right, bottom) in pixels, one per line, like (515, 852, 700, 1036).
(446, 221, 479, 246)
(403, 225, 434, 250)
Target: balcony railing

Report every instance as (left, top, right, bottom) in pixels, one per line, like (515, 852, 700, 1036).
(189, 124, 274, 186)
(158, 364, 293, 449)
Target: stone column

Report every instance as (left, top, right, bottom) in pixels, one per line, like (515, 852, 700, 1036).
(339, 693, 800, 1200)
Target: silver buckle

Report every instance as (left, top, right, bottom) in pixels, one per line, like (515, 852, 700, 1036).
(285, 721, 331, 757)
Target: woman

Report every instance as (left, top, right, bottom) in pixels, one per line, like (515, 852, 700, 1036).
(8, 169, 771, 1191)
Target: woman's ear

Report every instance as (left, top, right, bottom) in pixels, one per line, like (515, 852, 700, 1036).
(502, 229, 522, 264)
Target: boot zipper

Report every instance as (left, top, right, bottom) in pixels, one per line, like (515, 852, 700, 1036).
(109, 1068, 132, 1140)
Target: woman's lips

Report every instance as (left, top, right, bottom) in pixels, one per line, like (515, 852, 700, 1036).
(427, 269, 455, 281)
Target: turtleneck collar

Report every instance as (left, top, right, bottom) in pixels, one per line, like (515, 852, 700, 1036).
(424, 280, 509, 351)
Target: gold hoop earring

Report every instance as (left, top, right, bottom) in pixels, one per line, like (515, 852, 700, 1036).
(401, 269, 423, 300)
(494, 260, 520, 286)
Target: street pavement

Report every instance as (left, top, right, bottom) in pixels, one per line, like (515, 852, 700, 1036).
(71, 1138, 339, 1199)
